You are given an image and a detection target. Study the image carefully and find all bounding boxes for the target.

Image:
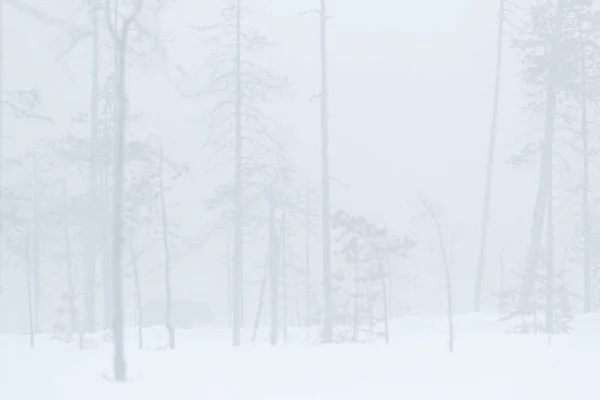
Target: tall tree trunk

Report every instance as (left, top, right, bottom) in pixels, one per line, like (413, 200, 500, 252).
(473, 0, 505, 312)
(319, 0, 333, 344)
(89, 0, 107, 331)
(109, 0, 142, 380)
(269, 188, 279, 345)
(101, 166, 111, 323)
(0, 0, 4, 310)
(112, 32, 127, 383)
(281, 211, 288, 342)
(546, 186, 555, 334)
(232, 0, 243, 347)
(517, 0, 565, 315)
(32, 151, 40, 333)
(304, 192, 311, 327)
(578, 15, 591, 313)
(158, 139, 175, 350)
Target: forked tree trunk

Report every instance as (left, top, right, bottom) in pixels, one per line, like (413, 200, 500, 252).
(109, 0, 143, 381)
(251, 251, 269, 343)
(474, 0, 505, 312)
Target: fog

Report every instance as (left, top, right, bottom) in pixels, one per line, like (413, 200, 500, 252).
(0, 0, 598, 398)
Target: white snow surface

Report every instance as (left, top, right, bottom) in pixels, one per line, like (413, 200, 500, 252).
(1, 313, 598, 400)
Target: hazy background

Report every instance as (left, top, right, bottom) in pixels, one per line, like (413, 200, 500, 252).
(0, 0, 551, 332)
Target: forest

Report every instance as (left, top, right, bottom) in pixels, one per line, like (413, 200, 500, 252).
(0, 0, 599, 396)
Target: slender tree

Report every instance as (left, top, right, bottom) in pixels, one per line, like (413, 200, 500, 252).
(89, 0, 103, 332)
(191, 0, 288, 346)
(25, 232, 34, 348)
(576, 10, 591, 313)
(0, 0, 4, 308)
(158, 139, 175, 349)
(32, 150, 40, 333)
(269, 187, 279, 345)
(61, 179, 82, 347)
(106, 0, 144, 382)
(301, 0, 333, 344)
(473, 0, 505, 313)
(318, 0, 333, 344)
(422, 200, 454, 353)
(517, 0, 566, 316)
(232, 0, 244, 346)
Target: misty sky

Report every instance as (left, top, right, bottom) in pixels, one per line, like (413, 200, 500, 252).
(0, 0, 570, 331)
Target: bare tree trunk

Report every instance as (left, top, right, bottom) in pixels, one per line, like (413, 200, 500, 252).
(158, 139, 175, 350)
(387, 253, 393, 320)
(108, 0, 143, 381)
(32, 151, 40, 333)
(474, 0, 505, 312)
(546, 183, 555, 333)
(232, 0, 243, 347)
(88, 0, 104, 332)
(577, 15, 591, 313)
(128, 235, 143, 350)
(227, 229, 232, 329)
(304, 192, 311, 327)
(377, 256, 390, 343)
(0, 0, 4, 310)
(319, 0, 333, 344)
(499, 247, 505, 314)
(251, 252, 269, 343)
(25, 232, 34, 348)
(269, 188, 279, 345)
(353, 255, 359, 342)
(292, 264, 302, 327)
(281, 211, 288, 342)
(112, 31, 127, 383)
(517, 0, 565, 315)
(62, 181, 79, 337)
(423, 201, 454, 353)
(101, 167, 111, 323)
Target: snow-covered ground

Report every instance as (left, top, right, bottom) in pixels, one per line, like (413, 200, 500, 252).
(1, 314, 598, 400)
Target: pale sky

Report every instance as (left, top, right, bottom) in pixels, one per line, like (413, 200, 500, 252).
(1, 0, 588, 332)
